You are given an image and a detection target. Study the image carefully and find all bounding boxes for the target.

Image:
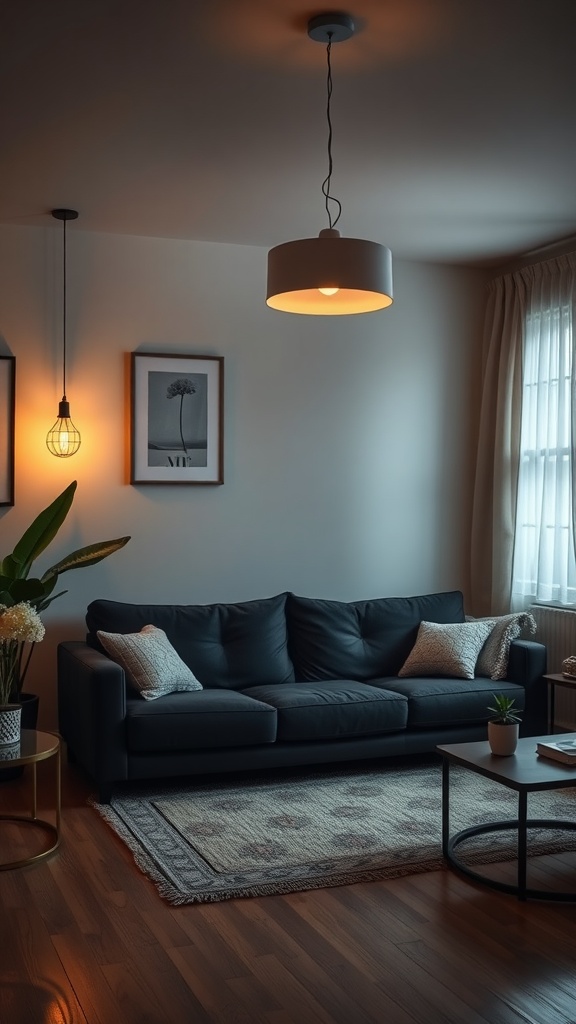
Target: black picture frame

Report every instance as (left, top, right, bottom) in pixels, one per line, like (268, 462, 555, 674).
(130, 353, 224, 485)
(0, 356, 15, 506)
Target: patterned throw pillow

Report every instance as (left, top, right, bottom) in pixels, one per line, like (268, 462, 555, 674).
(398, 619, 494, 680)
(468, 612, 537, 680)
(97, 624, 203, 700)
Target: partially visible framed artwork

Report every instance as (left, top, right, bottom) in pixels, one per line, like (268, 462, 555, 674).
(0, 356, 15, 506)
(131, 353, 224, 485)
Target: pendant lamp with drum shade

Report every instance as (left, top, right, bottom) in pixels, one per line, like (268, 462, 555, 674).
(266, 12, 393, 315)
(46, 208, 81, 457)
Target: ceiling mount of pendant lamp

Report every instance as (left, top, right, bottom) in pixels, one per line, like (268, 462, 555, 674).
(266, 12, 393, 315)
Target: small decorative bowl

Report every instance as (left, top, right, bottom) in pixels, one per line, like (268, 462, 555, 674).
(562, 655, 576, 680)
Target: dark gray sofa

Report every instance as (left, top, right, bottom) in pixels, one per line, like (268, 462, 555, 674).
(57, 590, 547, 802)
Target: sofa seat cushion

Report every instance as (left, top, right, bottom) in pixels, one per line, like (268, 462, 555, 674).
(86, 593, 294, 690)
(126, 690, 277, 753)
(369, 676, 525, 729)
(287, 591, 465, 681)
(240, 681, 408, 742)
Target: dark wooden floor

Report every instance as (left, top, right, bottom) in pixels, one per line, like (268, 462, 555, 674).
(1, 756, 576, 1024)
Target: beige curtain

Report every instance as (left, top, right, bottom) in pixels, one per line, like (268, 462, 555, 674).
(471, 254, 576, 615)
(470, 274, 525, 615)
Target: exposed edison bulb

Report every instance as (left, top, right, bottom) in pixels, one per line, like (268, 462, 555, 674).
(46, 398, 81, 458)
(318, 287, 340, 296)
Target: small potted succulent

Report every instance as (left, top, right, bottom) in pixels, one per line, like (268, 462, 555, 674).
(487, 694, 522, 756)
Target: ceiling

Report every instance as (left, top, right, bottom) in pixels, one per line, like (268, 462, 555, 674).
(1, 0, 576, 266)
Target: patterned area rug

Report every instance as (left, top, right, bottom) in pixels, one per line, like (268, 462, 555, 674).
(92, 761, 576, 904)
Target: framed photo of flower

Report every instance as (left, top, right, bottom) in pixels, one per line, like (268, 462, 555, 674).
(0, 356, 15, 506)
(130, 353, 224, 485)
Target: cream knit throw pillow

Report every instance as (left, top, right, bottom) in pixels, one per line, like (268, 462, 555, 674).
(97, 624, 203, 700)
(398, 619, 494, 680)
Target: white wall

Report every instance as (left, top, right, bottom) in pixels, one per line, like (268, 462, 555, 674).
(0, 224, 487, 727)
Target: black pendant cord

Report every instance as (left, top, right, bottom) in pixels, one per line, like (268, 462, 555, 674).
(62, 218, 67, 400)
(321, 35, 342, 230)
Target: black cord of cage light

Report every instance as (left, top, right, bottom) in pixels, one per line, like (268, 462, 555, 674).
(62, 217, 67, 399)
(321, 35, 342, 230)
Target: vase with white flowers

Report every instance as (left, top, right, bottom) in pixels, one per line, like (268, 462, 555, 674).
(0, 602, 46, 744)
(0, 481, 129, 744)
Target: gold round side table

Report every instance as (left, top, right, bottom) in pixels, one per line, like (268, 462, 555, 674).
(0, 728, 61, 870)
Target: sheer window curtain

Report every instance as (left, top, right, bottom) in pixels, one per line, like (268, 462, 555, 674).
(470, 253, 576, 616)
(511, 258, 576, 607)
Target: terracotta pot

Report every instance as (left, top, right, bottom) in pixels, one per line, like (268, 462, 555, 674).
(488, 720, 519, 756)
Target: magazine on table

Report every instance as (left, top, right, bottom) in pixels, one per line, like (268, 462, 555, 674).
(536, 737, 576, 765)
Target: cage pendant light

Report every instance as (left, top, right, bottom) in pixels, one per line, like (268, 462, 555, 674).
(266, 12, 393, 315)
(47, 208, 81, 457)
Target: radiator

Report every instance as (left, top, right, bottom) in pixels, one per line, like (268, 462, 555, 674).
(530, 604, 576, 729)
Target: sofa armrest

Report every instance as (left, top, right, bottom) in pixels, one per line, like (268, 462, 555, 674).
(57, 641, 129, 793)
(506, 639, 547, 736)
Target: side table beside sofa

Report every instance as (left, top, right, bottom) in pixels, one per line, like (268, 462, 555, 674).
(0, 730, 61, 870)
(543, 673, 576, 732)
(57, 590, 547, 803)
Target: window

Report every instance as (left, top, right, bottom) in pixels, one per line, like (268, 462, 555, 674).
(511, 299, 576, 604)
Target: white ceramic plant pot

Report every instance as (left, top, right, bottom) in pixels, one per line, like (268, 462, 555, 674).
(0, 704, 22, 747)
(488, 720, 519, 756)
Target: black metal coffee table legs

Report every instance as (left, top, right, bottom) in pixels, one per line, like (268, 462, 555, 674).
(441, 758, 576, 901)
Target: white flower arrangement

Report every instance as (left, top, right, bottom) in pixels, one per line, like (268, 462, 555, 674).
(0, 602, 45, 706)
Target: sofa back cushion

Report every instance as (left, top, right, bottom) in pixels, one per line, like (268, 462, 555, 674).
(286, 591, 466, 681)
(86, 593, 294, 690)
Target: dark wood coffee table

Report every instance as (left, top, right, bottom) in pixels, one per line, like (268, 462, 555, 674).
(437, 734, 576, 901)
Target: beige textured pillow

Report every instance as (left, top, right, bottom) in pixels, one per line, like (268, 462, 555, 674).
(398, 619, 494, 680)
(97, 624, 203, 700)
(468, 612, 537, 680)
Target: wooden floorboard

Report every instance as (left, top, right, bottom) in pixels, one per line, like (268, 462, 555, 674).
(1, 760, 576, 1024)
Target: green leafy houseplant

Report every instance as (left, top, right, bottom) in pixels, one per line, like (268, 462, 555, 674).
(487, 694, 522, 725)
(0, 481, 130, 704)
